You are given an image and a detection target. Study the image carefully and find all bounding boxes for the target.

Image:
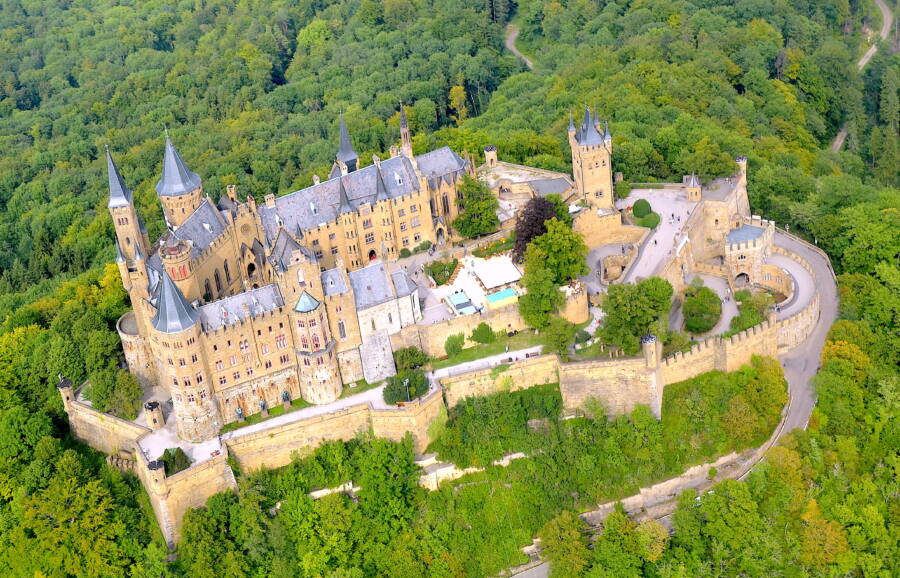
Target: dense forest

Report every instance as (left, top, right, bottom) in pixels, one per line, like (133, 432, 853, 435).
(0, 0, 897, 575)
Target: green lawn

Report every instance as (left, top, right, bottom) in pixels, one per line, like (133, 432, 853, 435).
(430, 330, 543, 370)
(219, 397, 312, 434)
(339, 378, 382, 399)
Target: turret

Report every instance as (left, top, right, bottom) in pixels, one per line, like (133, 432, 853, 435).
(291, 290, 342, 404)
(150, 271, 221, 442)
(159, 236, 195, 298)
(336, 114, 358, 173)
(107, 146, 149, 262)
(568, 108, 613, 209)
(399, 104, 413, 159)
(483, 145, 498, 168)
(155, 131, 203, 228)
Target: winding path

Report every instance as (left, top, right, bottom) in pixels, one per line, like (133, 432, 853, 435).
(831, 0, 893, 152)
(510, 232, 837, 576)
(505, 24, 534, 70)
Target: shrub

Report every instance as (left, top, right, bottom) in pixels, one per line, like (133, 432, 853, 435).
(394, 346, 428, 371)
(444, 333, 465, 357)
(575, 329, 591, 344)
(470, 322, 495, 344)
(383, 369, 429, 405)
(615, 181, 632, 199)
(633, 198, 651, 218)
(637, 212, 660, 229)
(683, 284, 722, 334)
(161, 447, 192, 476)
(414, 240, 432, 253)
(399, 248, 411, 258)
(424, 258, 457, 285)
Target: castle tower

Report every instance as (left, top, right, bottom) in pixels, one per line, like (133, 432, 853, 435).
(336, 114, 358, 174)
(158, 236, 197, 300)
(156, 133, 203, 229)
(399, 104, 413, 159)
(107, 147, 149, 263)
(291, 290, 342, 404)
(568, 107, 613, 209)
(151, 271, 221, 442)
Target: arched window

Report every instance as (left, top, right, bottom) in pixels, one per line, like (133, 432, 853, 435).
(338, 320, 346, 340)
(300, 335, 308, 350)
(224, 260, 231, 283)
(214, 269, 222, 292)
(204, 280, 212, 299)
(312, 334, 320, 349)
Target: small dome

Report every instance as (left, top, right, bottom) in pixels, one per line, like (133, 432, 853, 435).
(294, 290, 320, 313)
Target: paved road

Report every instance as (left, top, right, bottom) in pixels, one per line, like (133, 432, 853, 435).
(669, 274, 739, 335)
(617, 189, 697, 283)
(766, 253, 815, 320)
(505, 24, 534, 70)
(579, 242, 630, 295)
(512, 232, 837, 576)
(429, 345, 543, 382)
(831, 0, 893, 152)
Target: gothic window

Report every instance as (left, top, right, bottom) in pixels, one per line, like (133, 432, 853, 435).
(265, 360, 272, 369)
(183, 378, 191, 387)
(309, 319, 316, 327)
(414, 233, 421, 242)
(200, 390, 207, 400)
(297, 320, 305, 328)
(215, 360, 224, 371)
(301, 336, 308, 349)
(402, 237, 409, 246)
(411, 216, 421, 228)
(280, 354, 288, 364)
(195, 373, 203, 383)
(316, 357, 324, 365)
(338, 320, 346, 339)
(191, 354, 198, 363)
(172, 377, 178, 387)
(331, 246, 339, 255)
(214, 269, 222, 292)
(233, 371, 240, 380)
(315, 250, 323, 259)
(410, 204, 418, 213)
(168, 358, 174, 366)
(312, 334, 320, 349)
(187, 394, 195, 403)
(240, 340, 249, 354)
(219, 376, 227, 385)
(261, 344, 269, 355)
(179, 358, 186, 367)
(230, 355, 237, 366)
(246, 367, 254, 377)
(363, 219, 373, 229)
(303, 358, 310, 366)
(388, 312, 393, 325)
(400, 222, 407, 232)
(224, 260, 231, 282)
(442, 195, 450, 214)
(398, 208, 406, 217)
(204, 280, 212, 299)
(276, 334, 286, 349)
(365, 232, 375, 244)
(738, 254, 747, 261)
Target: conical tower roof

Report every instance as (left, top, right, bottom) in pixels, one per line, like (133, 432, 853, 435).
(568, 112, 576, 132)
(152, 270, 199, 333)
(337, 177, 354, 214)
(115, 239, 125, 262)
(336, 114, 358, 163)
(374, 167, 390, 202)
(576, 106, 604, 146)
(106, 146, 133, 209)
(155, 133, 202, 197)
(399, 104, 409, 132)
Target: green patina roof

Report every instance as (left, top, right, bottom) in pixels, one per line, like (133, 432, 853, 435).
(294, 290, 320, 313)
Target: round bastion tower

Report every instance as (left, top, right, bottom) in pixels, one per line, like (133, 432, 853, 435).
(159, 237, 196, 301)
(150, 270, 222, 442)
(292, 290, 343, 404)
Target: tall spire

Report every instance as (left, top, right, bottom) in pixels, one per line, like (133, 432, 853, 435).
(106, 146, 132, 209)
(576, 106, 603, 146)
(336, 113, 358, 170)
(152, 270, 199, 334)
(155, 133, 202, 197)
(399, 102, 413, 158)
(568, 112, 576, 132)
(604, 120, 612, 141)
(337, 177, 354, 214)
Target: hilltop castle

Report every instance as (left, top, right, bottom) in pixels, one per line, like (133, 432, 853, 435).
(110, 108, 615, 443)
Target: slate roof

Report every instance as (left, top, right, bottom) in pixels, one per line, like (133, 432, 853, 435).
(271, 229, 302, 269)
(172, 199, 227, 257)
(198, 284, 284, 332)
(156, 135, 202, 197)
(575, 107, 604, 146)
(726, 225, 765, 244)
(415, 146, 468, 177)
(294, 291, 320, 313)
(390, 270, 417, 297)
(686, 174, 701, 188)
(336, 114, 358, 163)
(530, 177, 572, 197)
(257, 155, 419, 240)
(348, 263, 396, 310)
(106, 148, 133, 209)
(321, 268, 349, 296)
(152, 271, 200, 334)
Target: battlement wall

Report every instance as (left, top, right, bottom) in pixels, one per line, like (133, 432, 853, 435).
(441, 354, 559, 407)
(63, 394, 151, 455)
(558, 356, 661, 417)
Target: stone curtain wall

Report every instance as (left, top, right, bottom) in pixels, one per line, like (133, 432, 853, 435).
(133, 448, 237, 548)
(62, 391, 151, 455)
(441, 354, 560, 407)
(223, 388, 445, 472)
(559, 356, 662, 417)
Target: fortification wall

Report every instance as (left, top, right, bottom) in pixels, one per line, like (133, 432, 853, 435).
(392, 303, 526, 358)
(440, 354, 560, 407)
(574, 210, 645, 248)
(558, 356, 661, 417)
(777, 294, 820, 350)
(133, 448, 236, 547)
(223, 388, 445, 472)
(659, 318, 778, 384)
(64, 396, 151, 455)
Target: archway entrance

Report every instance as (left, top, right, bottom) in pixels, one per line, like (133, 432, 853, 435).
(436, 228, 445, 245)
(368, 249, 377, 261)
(247, 262, 256, 277)
(735, 273, 750, 287)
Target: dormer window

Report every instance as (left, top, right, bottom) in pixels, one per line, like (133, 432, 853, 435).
(394, 172, 403, 186)
(310, 202, 318, 215)
(203, 223, 212, 232)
